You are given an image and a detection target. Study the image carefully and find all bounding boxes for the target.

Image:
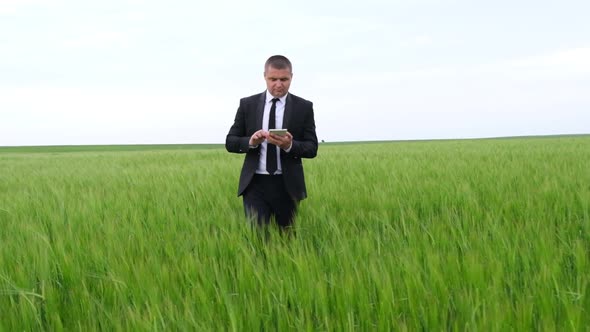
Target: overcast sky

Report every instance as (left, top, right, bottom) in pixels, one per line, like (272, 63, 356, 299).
(1, 0, 589, 146)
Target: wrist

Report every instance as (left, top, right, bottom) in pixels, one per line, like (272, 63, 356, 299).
(283, 142, 293, 152)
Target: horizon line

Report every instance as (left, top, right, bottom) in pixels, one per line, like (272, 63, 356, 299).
(1, 133, 589, 149)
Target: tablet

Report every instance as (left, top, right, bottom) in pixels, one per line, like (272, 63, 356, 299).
(269, 129, 288, 136)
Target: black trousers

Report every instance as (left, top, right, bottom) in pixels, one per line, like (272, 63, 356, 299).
(243, 174, 298, 229)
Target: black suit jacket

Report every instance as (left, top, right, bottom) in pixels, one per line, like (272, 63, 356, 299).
(225, 92, 318, 201)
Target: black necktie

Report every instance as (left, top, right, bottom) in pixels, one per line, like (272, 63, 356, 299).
(267, 98, 279, 175)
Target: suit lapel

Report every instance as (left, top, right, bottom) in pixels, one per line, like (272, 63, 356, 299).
(255, 92, 266, 129)
(282, 93, 293, 130)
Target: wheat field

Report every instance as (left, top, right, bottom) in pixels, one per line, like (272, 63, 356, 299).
(1, 136, 589, 330)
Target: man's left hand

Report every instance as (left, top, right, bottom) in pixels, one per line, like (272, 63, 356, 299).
(267, 132, 293, 151)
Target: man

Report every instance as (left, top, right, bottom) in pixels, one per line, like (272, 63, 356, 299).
(225, 55, 318, 231)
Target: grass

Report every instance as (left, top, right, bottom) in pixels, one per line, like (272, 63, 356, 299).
(1, 136, 589, 330)
(0, 143, 223, 154)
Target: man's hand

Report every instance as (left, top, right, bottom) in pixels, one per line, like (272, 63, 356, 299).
(249, 130, 268, 146)
(267, 132, 293, 150)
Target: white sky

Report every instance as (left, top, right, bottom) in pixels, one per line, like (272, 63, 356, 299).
(1, 0, 589, 146)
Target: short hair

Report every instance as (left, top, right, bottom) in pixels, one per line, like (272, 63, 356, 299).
(265, 55, 292, 72)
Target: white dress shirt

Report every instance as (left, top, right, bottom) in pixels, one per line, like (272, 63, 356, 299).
(255, 91, 287, 175)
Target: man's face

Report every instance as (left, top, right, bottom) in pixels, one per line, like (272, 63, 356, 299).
(264, 66, 292, 98)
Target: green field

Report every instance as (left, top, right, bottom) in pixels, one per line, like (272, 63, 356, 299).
(1, 136, 589, 330)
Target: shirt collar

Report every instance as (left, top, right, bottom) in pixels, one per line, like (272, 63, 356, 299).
(266, 90, 287, 104)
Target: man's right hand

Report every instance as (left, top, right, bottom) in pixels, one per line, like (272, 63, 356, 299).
(249, 130, 268, 147)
